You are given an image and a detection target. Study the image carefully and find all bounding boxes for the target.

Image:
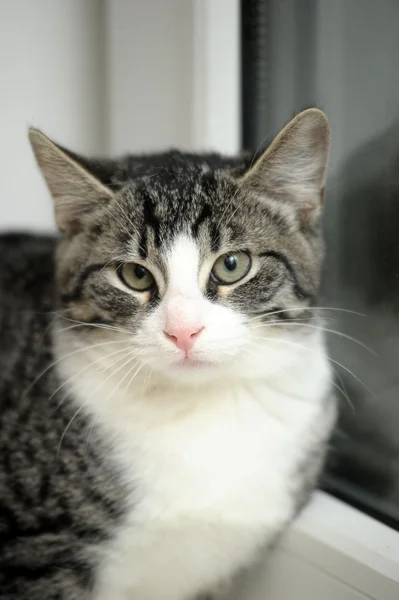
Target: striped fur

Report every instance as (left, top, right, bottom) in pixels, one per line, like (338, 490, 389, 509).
(0, 109, 336, 599)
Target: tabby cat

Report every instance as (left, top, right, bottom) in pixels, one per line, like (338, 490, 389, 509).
(0, 109, 336, 599)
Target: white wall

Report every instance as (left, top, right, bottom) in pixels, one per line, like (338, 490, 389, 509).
(192, 0, 240, 154)
(0, 0, 105, 232)
(105, 0, 239, 155)
(105, 0, 194, 155)
(0, 0, 239, 232)
(0, 0, 197, 232)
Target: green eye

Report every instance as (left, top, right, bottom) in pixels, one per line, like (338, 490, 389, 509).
(211, 252, 251, 285)
(119, 263, 155, 291)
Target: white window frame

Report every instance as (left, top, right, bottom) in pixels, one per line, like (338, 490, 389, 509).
(232, 491, 399, 600)
(192, 2, 399, 598)
(192, 0, 240, 154)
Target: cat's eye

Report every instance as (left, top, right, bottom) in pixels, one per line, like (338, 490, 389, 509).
(119, 263, 155, 291)
(211, 252, 251, 285)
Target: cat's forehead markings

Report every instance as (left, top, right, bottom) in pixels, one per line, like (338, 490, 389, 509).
(166, 234, 201, 296)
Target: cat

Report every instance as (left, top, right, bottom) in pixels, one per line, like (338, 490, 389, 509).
(0, 109, 336, 600)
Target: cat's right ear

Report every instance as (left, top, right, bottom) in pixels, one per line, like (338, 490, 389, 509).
(29, 129, 114, 233)
(238, 109, 330, 227)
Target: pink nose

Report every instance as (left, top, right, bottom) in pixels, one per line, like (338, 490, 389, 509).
(164, 325, 204, 354)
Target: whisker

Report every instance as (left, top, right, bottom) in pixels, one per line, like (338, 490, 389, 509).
(246, 337, 373, 396)
(241, 345, 354, 413)
(333, 369, 355, 413)
(142, 365, 154, 396)
(100, 196, 134, 240)
(49, 345, 134, 405)
(99, 256, 121, 275)
(119, 357, 142, 393)
(247, 306, 366, 322)
(217, 183, 244, 230)
(54, 347, 145, 417)
(58, 400, 89, 457)
(250, 321, 376, 355)
(56, 322, 130, 336)
(104, 356, 149, 405)
(248, 317, 327, 327)
(84, 417, 97, 454)
(89, 350, 139, 403)
(124, 359, 150, 393)
(23, 339, 130, 397)
(54, 313, 132, 336)
(83, 349, 151, 412)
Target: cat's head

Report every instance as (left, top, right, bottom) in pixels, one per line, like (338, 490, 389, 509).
(30, 109, 330, 387)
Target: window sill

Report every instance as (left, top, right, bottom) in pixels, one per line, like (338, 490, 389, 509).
(228, 491, 399, 600)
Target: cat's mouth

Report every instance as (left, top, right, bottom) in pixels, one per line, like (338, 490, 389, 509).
(175, 355, 213, 369)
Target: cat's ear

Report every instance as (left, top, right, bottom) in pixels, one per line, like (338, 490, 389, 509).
(29, 129, 114, 233)
(241, 109, 330, 222)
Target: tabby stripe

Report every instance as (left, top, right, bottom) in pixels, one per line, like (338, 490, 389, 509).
(61, 263, 105, 304)
(78, 314, 115, 327)
(0, 521, 106, 546)
(259, 251, 314, 302)
(139, 192, 162, 258)
(248, 306, 291, 321)
(192, 203, 212, 237)
(0, 560, 92, 585)
(210, 224, 221, 252)
(0, 498, 20, 531)
(192, 203, 221, 251)
(57, 437, 122, 519)
(139, 227, 148, 258)
(144, 193, 161, 247)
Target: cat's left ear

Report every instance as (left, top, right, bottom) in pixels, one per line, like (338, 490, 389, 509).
(240, 108, 330, 222)
(29, 129, 114, 233)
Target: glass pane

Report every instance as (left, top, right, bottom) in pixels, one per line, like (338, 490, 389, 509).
(242, 0, 399, 528)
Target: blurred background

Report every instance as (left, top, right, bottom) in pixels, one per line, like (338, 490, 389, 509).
(0, 0, 238, 230)
(1, 0, 399, 549)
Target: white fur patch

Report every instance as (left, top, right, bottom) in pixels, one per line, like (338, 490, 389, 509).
(55, 233, 334, 600)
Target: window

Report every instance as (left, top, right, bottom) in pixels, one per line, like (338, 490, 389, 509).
(242, 0, 399, 531)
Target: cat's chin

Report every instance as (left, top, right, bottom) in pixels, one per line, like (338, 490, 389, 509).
(175, 356, 213, 369)
(155, 356, 223, 385)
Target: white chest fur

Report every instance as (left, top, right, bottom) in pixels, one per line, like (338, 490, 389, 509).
(56, 324, 334, 600)
(81, 357, 333, 600)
